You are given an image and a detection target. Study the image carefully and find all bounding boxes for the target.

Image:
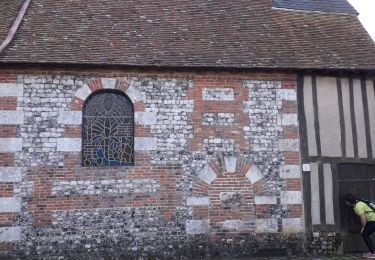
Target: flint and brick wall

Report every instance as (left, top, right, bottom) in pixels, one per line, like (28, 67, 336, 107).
(0, 70, 303, 258)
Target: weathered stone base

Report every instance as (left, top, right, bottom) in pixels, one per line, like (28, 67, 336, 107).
(2, 233, 305, 259)
(310, 231, 342, 255)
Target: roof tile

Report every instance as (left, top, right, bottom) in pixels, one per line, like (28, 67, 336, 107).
(0, 0, 374, 70)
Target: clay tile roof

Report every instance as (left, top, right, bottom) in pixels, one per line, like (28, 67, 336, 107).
(0, 0, 375, 70)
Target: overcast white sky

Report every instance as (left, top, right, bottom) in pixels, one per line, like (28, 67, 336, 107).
(347, 0, 375, 41)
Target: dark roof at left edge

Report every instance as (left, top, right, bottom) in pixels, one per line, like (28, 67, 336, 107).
(0, 0, 24, 44)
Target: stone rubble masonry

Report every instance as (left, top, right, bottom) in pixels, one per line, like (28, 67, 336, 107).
(202, 87, 235, 101)
(52, 179, 160, 196)
(202, 112, 235, 126)
(311, 231, 342, 254)
(0, 71, 305, 258)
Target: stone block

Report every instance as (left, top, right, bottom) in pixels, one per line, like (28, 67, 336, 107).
(0, 197, 22, 212)
(223, 220, 242, 231)
(276, 89, 296, 101)
(0, 138, 22, 152)
(279, 139, 299, 152)
(134, 137, 157, 151)
(0, 111, 24, 125)
(0, 167, 23, 182)
(254, 196, 277, 205)
(126, 86, 144, 103)
(255, 218, 278, 233)
(57, 111, 82, 125)
(198, 165, 217, 185)
(135, 112, 157, 125)
(277, 114, 298, 126)
(245, 165, 264, 184)
(282, 218, 303, 233)
(186, 196, 210, 206)
(57, 138, 81, 152)
(186, 220, 210, 235)
(0, 227, 21, 242)
(0, 83, 23, 97)
(101, 78, 117, 89)
(75, 84, 92, 101)
(280, 165, 301, 179)
(280, 191, 302, 204)
(224, 156, 237, 172)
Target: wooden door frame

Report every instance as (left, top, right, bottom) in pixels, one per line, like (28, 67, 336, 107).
(333, 161, 375, 232)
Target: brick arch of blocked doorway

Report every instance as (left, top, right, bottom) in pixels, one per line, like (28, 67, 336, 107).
(186, 155, 275, 234)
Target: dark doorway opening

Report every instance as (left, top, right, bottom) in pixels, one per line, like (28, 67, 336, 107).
(337, 163, 375, 253)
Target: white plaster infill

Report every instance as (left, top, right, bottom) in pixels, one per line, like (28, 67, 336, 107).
(245, 165, 264, 184)
(0, 167, 23, 182)
(74, 84, 92, 101)
(101, 78, 117, 89)
(280, 165, 301, 179)
(280, 191, 302, 205)
(0, 197, 21, 212)
(279, 139, 299, 152)
(187, 196, 210, 206)
(254, 196, 277, 205)
(198, 165, 217, 185)
(0, 83, 23, 97)
(255, 218, 278, 233)
(57, 138, 81, 152)
(134, 137, 157, 151)
(0, 227, 21, 242)
(0, 138, 22, 152)
(224, 156, 237, 172)
(276, 89, 297, 101)
(135, 112, 157, 125)
(0, 111, 24, 125)
(282, 218, 303, 233)
(186, 219, 210, 235)
(277, 114, 298, 126)
(57, 111, 82, 125)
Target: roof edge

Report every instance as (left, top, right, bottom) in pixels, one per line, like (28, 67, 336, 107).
(0, 62, 374, 78)
(0, 0, 32, 53)
(271, 6, 358, 16)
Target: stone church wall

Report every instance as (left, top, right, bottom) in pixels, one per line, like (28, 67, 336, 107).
(0, 70, 303, 258)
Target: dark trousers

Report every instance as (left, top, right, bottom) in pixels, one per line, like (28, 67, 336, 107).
(362, 221, 375, 253)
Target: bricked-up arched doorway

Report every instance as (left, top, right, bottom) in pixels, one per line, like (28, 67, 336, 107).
(337, 163, 375, 253)
(187, 155, 278, 234)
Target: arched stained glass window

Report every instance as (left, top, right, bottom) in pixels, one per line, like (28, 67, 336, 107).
(82, 90, 134, 166)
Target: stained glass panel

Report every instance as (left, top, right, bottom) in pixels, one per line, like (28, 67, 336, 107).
(82, 91, 134, 166)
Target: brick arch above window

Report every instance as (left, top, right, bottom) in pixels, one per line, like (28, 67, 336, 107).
(82, 89, 134, 167)
(71, 78, 145, 111)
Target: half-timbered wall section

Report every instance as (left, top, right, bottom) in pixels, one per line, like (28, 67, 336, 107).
(298, 75, 375, 254)
(0, 70, 303, 258)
